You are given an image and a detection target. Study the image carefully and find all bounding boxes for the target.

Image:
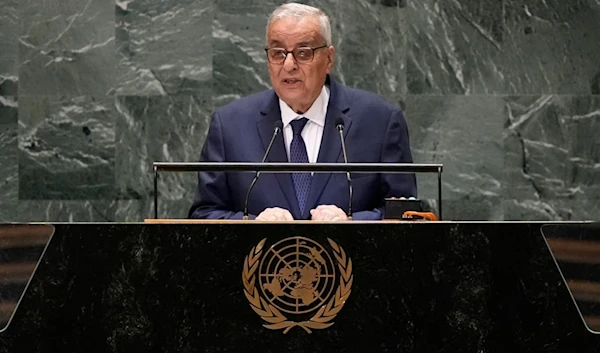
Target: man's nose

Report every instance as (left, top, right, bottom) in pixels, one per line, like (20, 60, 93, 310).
(282, 52, 298, 71)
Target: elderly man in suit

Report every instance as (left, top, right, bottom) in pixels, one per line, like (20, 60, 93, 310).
(189, 3, 416, 221)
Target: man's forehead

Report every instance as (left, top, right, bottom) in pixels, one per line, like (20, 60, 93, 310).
(267, 17, 322, 45)
(267, 29, 320, 45)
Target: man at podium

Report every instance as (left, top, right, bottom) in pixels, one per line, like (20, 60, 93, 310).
(189, 3, 416, 221)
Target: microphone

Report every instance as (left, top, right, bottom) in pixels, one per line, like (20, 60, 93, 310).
(243, 120, 283, 220)
(335, 117, 353, 220)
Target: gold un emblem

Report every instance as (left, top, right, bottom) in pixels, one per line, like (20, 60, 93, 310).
(243, 237, 353, 333)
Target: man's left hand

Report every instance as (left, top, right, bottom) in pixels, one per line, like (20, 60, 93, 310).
(309, 205, 348, 221)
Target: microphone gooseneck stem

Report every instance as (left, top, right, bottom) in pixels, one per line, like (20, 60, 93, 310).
(337, 126, 353, 219)
(261, 128, 280, 164)
(346, 173, 353, 220)
(243, 173, 261, 220)
(243, 126, 281, 220)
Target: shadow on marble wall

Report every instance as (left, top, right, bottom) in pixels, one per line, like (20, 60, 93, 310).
(0, 0, 599, 222)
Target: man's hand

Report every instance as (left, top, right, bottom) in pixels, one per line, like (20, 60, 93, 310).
(310, 205, 348, 221)
(255, 207, 294, 221)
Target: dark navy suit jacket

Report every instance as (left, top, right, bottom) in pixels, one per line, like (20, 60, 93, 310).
(188, 75, 417, 220)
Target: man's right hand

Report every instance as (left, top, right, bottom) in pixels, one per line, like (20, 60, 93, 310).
(255, 207, 294, 221)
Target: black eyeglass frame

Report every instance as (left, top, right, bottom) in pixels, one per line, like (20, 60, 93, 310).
(264, 44, 329, 64)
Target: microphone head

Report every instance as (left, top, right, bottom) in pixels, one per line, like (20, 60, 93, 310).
(274, 120, 283, 132)
(335, 117, 345, 130)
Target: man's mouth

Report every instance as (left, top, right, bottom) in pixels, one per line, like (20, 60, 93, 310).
(283, 78, 302, 84)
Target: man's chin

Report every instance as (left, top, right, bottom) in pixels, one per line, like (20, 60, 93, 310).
(277, 85, 303, 95)
(277, 92, 304, 105)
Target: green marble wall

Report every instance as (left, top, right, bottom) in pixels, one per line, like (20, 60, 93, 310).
(1, 0, 599, 221)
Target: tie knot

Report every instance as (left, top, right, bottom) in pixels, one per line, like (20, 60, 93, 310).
(290, 118, 309, 136)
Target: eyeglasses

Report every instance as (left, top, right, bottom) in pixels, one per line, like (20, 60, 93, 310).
(264, 45, 329, 64)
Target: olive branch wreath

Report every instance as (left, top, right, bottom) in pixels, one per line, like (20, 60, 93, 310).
(242, 238, 353, 334)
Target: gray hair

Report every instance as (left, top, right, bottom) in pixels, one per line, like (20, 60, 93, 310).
(266, 3, 332, 46)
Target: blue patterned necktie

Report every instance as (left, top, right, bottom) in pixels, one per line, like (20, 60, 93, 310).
(289, 118, 312, 215)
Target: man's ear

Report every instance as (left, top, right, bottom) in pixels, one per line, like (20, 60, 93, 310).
(326, 46, 335, 72)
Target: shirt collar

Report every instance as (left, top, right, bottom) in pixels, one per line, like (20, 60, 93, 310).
(279, 85, 330, 128)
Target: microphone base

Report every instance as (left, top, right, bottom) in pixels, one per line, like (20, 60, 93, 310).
(242, 215, 249, 220)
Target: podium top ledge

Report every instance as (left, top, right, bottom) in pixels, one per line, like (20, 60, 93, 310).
(143, 219, 404, 224)
(142, 219, 597, 224)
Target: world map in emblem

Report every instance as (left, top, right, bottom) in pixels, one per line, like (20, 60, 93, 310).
(259, 237, 337, 315)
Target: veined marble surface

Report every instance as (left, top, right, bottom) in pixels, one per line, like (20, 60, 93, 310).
(0, 200, 116, 222)
(0, 0, 18, 96)
(0, 97, 18, 204)
(114, 94, 211, 220)
(407, 95, 505, 220)
(0, 0, 598, 221)
(113, 0, 213, 95)
(18, 0, 116, 95)
(18, 96, 115, 200)
(504, 96, 600, 220)
(502, 0, 600, 94)
(407, 0, 505, 94)
(408, 0, 600, 94)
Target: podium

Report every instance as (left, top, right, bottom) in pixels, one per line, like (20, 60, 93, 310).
(0, 221, 599, 352)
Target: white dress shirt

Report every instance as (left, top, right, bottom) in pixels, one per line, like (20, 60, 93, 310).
(279, 85, 330, 164)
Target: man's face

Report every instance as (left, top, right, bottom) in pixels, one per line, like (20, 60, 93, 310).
(266, 16, 335, 113)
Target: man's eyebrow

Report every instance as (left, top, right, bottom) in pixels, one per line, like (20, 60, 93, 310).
(268, 40, 284, 47)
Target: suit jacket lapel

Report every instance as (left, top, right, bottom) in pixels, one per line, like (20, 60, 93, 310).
(257, 93, 301, 218)
(305, 77, 352, 214)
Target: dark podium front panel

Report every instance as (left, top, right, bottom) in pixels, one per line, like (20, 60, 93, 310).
(0, 222, 598, 353)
